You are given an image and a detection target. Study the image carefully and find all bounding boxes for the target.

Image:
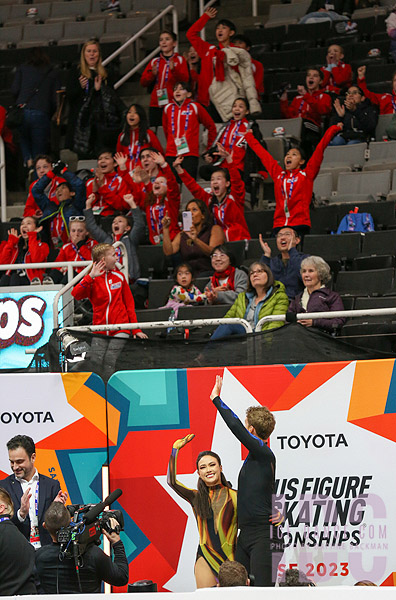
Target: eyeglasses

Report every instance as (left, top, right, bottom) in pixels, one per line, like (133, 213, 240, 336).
(250, 269, 266, 275)
(69, 216, 86, 222)
(276, 232, 293, 238)
(211, 252, 227, 259)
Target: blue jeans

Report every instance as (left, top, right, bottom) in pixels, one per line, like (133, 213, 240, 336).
(210, 323, 246, 341)
(19, 108, 51, 165)
(329, 135, 363, 146)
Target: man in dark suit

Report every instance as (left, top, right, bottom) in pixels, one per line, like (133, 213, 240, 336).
(0, 434, 67, 548)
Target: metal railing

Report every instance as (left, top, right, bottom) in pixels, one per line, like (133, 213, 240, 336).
(103, 4, 178, 90)
(0, 260, 91, 282)
(255, 307, 396, 331)
(0, 136, 7, 223)
(58, 317, 252, 336)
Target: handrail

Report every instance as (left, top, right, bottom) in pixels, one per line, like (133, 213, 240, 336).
(58, 317, 253, 335)
(198, 0, 218, 41)
(0, 136, 7, 223)
(0, 260, 91, 284)
(255, 307, 396, 332)
(103, 5, 178, 90)
(52, 241, 128, 329)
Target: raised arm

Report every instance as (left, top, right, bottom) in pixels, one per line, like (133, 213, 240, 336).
(167, 434, 197, 505)
(305, 123, 342, 179)
(244, 131, 283, 180)
(210, 376, 271, 456)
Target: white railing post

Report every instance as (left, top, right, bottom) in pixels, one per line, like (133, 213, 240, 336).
(0, 136, 7, 223)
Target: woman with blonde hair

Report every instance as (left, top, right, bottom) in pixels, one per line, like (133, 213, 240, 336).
(65, 39, 125, 157)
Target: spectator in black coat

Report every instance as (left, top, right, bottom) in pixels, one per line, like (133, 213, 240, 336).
(329, 85, 378, 145)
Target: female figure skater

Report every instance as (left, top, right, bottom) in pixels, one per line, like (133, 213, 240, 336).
(167, 433, 237, 588)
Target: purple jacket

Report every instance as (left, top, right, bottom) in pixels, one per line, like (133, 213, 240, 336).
(289, 286, 346, 332)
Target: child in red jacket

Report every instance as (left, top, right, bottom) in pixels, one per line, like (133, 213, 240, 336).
(163, 81, 217, 178)
(174, 144, 250, 241)
(244, 124, 342, 236)
(0, 216, 49, 285)
(71, 243, 147, 338)
(116, 103, 163, 174)
(140, 30, 189, 127)
(320, 44, 352, 93)
(24, 155, 65, 218)
(86, 150, 130, 215)
(43, 217, 97, 284)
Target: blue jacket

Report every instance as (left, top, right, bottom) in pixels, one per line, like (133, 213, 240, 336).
(33, 170, 86, 236)
(261, 247, 308, 300)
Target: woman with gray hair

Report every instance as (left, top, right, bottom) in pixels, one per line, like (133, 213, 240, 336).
(288, 255, 346, 333)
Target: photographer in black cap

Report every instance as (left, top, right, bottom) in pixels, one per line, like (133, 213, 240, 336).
(35, 501, 128, 593)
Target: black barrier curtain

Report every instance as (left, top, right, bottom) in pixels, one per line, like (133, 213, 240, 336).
(23, 324, 396, 382)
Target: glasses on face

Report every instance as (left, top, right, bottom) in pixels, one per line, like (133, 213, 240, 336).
(69, 216, 86, 222)
(211, 252, 227, 259)
(346, 90, 362, 96)
(276, 232, 293, 239)
(250, 268, 266, 276)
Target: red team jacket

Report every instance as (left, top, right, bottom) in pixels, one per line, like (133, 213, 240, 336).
(86, 171, 130, 215)
(187, 13, 239, 108)
(55, 238, 97, 273)
(179, 162, 251, 241)
(358, 78, 396, 114)
(245, 125, 341, 229)
(162, 98, 217, 157)
(1, 231, 49, 282)
(216, 117, 250, 172)
(24, 176, 65, 218)
(321, 62, 352, 93)
(71, 269, 141, 336)
(140, 52, 189, 108)
(280, 90, 332, 128)
(116, 128, 164, 172)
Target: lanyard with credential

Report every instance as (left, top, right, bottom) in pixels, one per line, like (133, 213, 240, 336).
(221, 120, 243, 152)
(391, 95, 396, 113)
(281, 173, 296, 222)
(129, 130, 142, 164)
(108, 173, 119, 191)
(150, 203, 165, 235)
(34, 479, 39, 516)
(171, 103, 191, 138)
(157, 54, 172, 88)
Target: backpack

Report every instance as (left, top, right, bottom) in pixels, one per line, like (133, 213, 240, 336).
(336, 210, 374, 234)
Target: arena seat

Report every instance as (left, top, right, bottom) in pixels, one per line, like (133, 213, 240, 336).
(365, 64, 396, 84)
(101, 16, 148, 42)
(362, 141, 396, 173)
(0, 25, 23, 48)
(224, 241, 247, 267)
(137, 245, 167, 279)
(148, 276, 209, 309)
(246, 237, 277, 259)
(257, 117, 302, 141)
(313, 173, 333, 200)
(335, 268, 394, 295)
(322, 143, 366, 168)
(310, 205, 338, 234)
(349, 255, 395, 271)
(336, 170, 391, 198)
(244, 26, 286, 46)
(62, 20, 106, 44)
(177, 305, 229, 321)
(355, 296, 396, 310)
(286, 21, 331, 41)
(361, 230, 396, 255)
(319, 165, 352, 191)
(10, 3, 52, 20)
(19, 22, 64, 47)
(49, 0, 92, 20)
(264, 1, 310, 27)
(376, 114, 394, 141)
(303, 233, 363, 261)
(245, 210, 275, 238)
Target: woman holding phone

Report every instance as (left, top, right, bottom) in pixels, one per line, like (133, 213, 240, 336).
(162, 198, 224, 276)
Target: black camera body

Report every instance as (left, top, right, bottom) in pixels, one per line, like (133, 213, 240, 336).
(57, 500, 124, 557)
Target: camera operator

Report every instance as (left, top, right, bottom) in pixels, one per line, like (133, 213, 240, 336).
(0, 487, 37, 595)
(35, 501, 128, 593)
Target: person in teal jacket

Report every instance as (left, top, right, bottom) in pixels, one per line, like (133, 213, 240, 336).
(211, 262, 289, 340)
